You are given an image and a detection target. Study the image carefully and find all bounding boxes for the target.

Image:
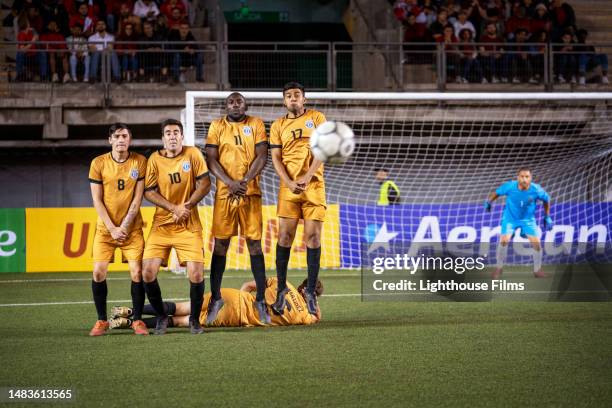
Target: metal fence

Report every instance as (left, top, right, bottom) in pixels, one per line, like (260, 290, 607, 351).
(1, 41, 610, 92)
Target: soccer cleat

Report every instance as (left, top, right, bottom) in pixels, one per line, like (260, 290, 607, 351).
(109, 317, 132, 329)
(533, 269, 550, 278)
(492, 76, 500, 84)
(254, 300, 271, 325)
(512, 77, 521, 84)
(111, 306, 133, 319)
(304, 291, 318, 316)
(491, 268, 503, 279)
(271, 287, 289, 315)
(189, 317, 204, 334)
(602, 76, 609, 85)
(153, 315, 169, 335)
(558, 75, 566, 84)
(131, 320, 149, 335)
(579, 76, 586, 86)
(89, 320, 109, 336)
(205, 298, 224, 326)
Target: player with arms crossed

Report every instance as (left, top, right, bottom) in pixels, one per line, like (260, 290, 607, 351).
(88, 123, 148, 336)
(205, 92, 270, 325)
(485, 167, 553, 278)
(142, 119, 211, 334)
(270, 82, 327, 315)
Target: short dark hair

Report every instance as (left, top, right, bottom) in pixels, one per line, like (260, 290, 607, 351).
(375, 167, 389, 173)
(298, 279, 324, 297)
(517, 167, 531, 174)
(108, 122, 132, 137)
(515, 28, 529, 36)
(161, 119, 183, 134)
(283, 81, 305, 95)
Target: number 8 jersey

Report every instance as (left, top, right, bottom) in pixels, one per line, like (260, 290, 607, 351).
(144, 146, 209, 231)
(88, 152, 147, 233)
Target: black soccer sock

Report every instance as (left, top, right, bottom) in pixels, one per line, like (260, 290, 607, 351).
(142, 301, 176, 316)
(190, 280, 205, 326)
(210, 254, 226, 301)
(143, 279, 165, 316)
(92, 280, 108, 321)
(130, 280, 145, 320)
(307, 246, 321, 294)
(250, 254, 267, 302)
(276, 244, 291, 292)
(142, 317, 157, 328)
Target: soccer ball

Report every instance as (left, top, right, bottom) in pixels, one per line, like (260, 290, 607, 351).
(310, 121, 355, 164)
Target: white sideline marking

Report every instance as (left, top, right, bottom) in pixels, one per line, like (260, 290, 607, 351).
(0, 274, 361, 284)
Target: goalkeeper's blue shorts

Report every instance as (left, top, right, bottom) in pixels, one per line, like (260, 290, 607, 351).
(501, 216, 539, 238)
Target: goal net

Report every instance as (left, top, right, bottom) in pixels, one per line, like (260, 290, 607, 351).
(186, 91, 612, 273)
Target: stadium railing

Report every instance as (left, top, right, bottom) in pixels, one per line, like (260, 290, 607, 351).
(1, 41, 610, 93)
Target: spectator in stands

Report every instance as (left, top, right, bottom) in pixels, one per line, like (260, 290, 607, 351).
(508, 28, 533, 83)
(167, 7, 185, 31)
(505, 6, 531, 41)
(40, 19, 70, 83)
(403, 13, 429, 43)
(521, 0, 536, 18)
(88, 20, 121, 82)
(480, 7, 504, 39)
(453, 9, 475, 38)
(117, 2, 141, 35)
(429, 9, 451, 42)
(116, 22, 138, 81)
(445, 0, 461, 21)
(16, 17, 48, 81)
(105, 0, 133, 33)
(529, 30, 548, 84)
(439, 25, 461, 83)
(416, 4, 437, 27)
(479, 21, 505, 83)
(25, 4, 45, 34)
(554, 30, 576, 84)
(458, 28, 482, 83)
(69, 3, 96, 37)
(167, 22, 203, 83)
(133, 0, 159, 23)
(550, 0, 575, 41)
(66, 22, 90, 81)
(161, 0, 186, 21)
(40, 0, 70, 37)
(138, 20, 167, 82)
(575, 29, 609, 85)
(530, 3, 551, 36)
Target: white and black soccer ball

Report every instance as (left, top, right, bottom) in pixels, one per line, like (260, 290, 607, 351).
(309, 121, 355, 164)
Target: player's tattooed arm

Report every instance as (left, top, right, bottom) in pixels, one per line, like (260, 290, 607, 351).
(271, 148, 304, 194)
(205, 145, 247, 197)
(120, 179, 144, 231)
(91, 183, 127, 242)
(242, 142, 268, 184)
(144, 188, 181, 215)
(295, 157, 323, 188)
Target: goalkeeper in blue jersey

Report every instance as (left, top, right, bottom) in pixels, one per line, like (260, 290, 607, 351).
(484, 167, 553, 279)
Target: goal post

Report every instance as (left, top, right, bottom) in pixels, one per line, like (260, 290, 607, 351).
(185, 91, 612, 273)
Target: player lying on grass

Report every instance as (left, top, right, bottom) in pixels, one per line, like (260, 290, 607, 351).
(88, 123, 148, 336)
(484, 167, 553, 279)
(109, 278, 322, 330)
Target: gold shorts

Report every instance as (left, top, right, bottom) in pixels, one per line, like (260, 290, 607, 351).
(277, 181, 326, 221)
(212, 195, 263, 241)
(143, 224, 204, 266)
(92, 227, 144, 263)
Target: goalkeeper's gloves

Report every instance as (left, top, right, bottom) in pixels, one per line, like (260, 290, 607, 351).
(544, 215, 554, 231)
(483, 200, 492, 212)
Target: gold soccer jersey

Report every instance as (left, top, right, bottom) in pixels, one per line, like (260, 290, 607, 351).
(205, 115, 267, 198)
(269, 109, 327, 184)
(88, 152, 147, 232)
(144, 146, 209, 232)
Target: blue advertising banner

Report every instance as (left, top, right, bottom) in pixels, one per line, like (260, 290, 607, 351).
(340, 203, 612, 267)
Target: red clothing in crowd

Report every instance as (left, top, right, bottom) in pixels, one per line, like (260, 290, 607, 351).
(505, 16, 531, 36)
(403, 22, 428, 42)
(106, 0, 133, 16)
(479, 33, 503, 52)
(40, 32, 67, 50)
(17, 28, 37, 55)
(160, 0, 186, 20)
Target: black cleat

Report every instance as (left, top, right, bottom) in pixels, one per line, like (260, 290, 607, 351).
(271, 287, 289, 315)
(304, 290, 318, 315)
(153, 315, 169, 335)
(205, 298, 224, 326)
(189, 317, 205, 334)
(254, 300, 271, 324)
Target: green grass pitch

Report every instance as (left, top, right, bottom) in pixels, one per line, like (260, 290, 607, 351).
(0, 270, 611, 407)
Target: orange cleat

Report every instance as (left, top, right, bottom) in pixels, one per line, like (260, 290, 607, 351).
(132, 320, 149, 335)
(89, 320, 110, 336)
(491, 268, 503, 279)
(533, 269, 550, 278)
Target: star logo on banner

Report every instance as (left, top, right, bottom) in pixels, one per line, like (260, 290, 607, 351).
(367, 223, 399, 254)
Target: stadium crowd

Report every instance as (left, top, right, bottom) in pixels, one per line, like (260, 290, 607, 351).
(393, 0, 609, 85)
(4, 0, 206, 83)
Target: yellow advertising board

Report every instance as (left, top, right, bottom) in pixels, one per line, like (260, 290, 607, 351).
(26, 205, 340, 272)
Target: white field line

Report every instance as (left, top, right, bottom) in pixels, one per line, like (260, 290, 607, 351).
(0, 274, 361, 284)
